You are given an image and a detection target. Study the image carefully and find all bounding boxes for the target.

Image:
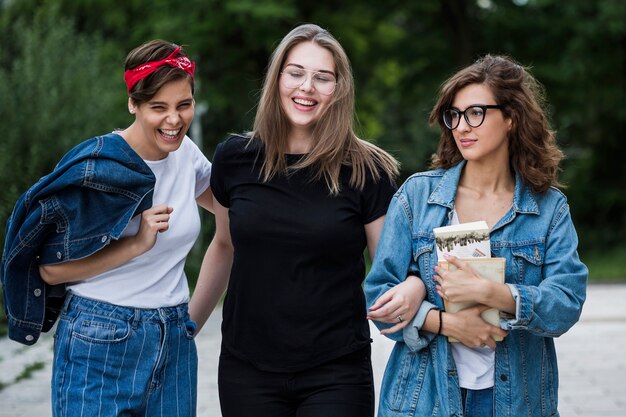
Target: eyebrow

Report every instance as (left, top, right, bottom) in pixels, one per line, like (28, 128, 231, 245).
(149, 98, 194, 106)
(284, 63, 336, 77)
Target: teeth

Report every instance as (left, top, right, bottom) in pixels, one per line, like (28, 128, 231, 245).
(161, 129, 180, 137)
(293, 98, 315, 106)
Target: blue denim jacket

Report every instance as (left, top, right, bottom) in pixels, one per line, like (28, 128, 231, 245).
(1, 133, 155, 345)
(364, 161, 587, 417)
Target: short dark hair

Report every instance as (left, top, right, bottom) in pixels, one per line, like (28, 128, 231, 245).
(124, 39, 194, 105)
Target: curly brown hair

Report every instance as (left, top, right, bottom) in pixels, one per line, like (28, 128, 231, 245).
(428, 55, 563, 193)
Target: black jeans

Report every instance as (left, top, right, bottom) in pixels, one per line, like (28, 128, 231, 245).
(218, 346, 374, 417)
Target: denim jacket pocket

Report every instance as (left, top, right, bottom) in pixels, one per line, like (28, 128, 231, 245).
(509, 241, 545, 285)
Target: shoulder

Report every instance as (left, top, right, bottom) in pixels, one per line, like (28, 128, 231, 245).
(57, 133, 146, 172)
(217, 134, 258, 153)
(212, 134, 260, 161)
(399, 168, 447, 193)
(534, 186, 570, 218)
(175, 135, 202, 155)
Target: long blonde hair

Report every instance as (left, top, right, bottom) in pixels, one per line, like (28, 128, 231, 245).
(251, 23, 398, 194)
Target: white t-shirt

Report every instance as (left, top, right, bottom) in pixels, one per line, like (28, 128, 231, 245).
(449, 209, 495, 389)
(69, 136, 211, 308)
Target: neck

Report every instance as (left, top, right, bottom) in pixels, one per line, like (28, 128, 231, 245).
(461, 160, 515, 194)
(119, 123, 165, 161)
(286, 129, 313, 154)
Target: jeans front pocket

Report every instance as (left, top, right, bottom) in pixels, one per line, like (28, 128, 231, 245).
(182, 317, 198, 339)
(71, 311, 131, 344)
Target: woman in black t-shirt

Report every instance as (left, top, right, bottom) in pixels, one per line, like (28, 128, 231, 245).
(190, 23, 423, 417)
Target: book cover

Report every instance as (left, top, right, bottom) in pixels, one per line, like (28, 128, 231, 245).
(439, 257, 506, 342)
(433, 220, 490, 260)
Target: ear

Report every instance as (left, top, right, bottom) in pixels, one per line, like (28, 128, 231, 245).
(128, 98, 136, 114)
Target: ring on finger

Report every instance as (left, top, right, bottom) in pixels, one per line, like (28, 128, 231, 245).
(396, 315, 404, 323)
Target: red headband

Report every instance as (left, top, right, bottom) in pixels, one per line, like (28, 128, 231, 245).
(123, 47, 195, 93)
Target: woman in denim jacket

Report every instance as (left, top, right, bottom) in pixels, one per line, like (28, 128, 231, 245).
(365, 55, 587, 417)
(13, 40, 213, 417)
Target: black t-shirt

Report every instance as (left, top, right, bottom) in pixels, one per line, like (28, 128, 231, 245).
(211, 135, 397, 372)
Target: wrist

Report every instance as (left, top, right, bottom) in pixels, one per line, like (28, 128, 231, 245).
(125, 235, 150, 258)
(406, 274, 426, 298)
(476, 278, 495, 305)
(437, 309, 443, 336)
(439, 311, 458, 338)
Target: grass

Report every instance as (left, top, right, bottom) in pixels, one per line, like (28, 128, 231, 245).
(583, 246, 626, 283)
(0, 361, 46, 392)
(14, 361, 45, 383)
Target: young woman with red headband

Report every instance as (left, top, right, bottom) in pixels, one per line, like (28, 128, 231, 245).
(3, 39, 212, 416)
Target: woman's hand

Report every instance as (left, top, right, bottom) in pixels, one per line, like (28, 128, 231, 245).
(433, 255, 488, 305)
(367, 275, 425, 335)
(442, 305, 508, 349)
(132, 204, 173, 253)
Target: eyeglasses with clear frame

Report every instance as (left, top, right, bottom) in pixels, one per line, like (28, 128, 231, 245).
(443, 104, 504, 130)
(280, 65, 337, 96)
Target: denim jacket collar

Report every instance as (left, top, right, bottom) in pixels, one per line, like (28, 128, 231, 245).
(428, 160, 540, 217)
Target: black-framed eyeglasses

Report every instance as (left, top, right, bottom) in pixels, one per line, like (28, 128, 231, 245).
(443, 105, 504, 130)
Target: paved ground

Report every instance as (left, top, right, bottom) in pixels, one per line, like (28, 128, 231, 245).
(1, 283, 625, 417)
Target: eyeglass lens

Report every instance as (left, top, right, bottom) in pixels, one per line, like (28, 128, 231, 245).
(443, 106, 488, 129)
(281, 68, 337, 95)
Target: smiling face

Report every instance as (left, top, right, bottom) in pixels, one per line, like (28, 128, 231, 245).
(279, 41, 336, 140)
(450, 83, 512, 165)
(128, 77, 195, 160)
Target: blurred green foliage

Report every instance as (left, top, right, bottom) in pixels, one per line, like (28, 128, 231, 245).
(0, 0, 624, 329)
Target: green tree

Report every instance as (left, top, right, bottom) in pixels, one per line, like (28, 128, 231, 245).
(0, 9, 127, 248)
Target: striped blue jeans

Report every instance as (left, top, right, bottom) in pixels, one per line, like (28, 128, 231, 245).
(52, 293, 198, 417)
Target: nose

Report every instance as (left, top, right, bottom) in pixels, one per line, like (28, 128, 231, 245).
(456, 115, 471, 132)
(299, 74, 315, 92)
(165, 109, 181, 125)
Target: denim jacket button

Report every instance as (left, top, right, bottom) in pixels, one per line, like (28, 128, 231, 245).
(101, 235, 108, 243)
(33, 289, 42, 297)
(25, 335, 34, 342)
(500, 374, 508, 381)
(56, 251, 62, 259)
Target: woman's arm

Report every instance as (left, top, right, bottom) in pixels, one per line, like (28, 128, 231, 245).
(433, 255, 516, 314)
(39, 204, 173, 285)
(364, 216, 425, 335)
(188, 197, 233, 333)
(501, 203, 587, 336)
(196, 186, 214, 213)
(364, 194, 427, 346)
(422, 306, 508, 349)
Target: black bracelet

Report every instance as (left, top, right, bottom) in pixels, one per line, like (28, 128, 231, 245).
(437, 309, 443, 336)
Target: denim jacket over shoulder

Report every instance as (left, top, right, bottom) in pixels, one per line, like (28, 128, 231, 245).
(364, 161, 587, 417)
(1, 133, 155, 345)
